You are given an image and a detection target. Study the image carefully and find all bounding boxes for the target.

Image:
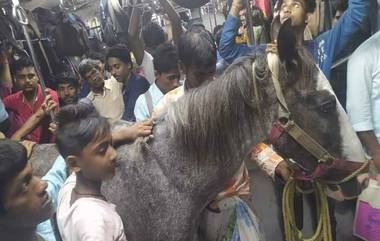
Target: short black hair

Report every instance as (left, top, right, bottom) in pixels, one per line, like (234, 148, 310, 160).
(142, 22, 166, 49)
(277, 0, 317, 14)
(56, 102, 110, 158)
(56, 72, 80, 87)
(78, 59, 100, 79)
(152, 42, 179, 74)
(0, 139, 28, 215)
(10, 57, 34, 76)
(106, 44, 132, 65)
(178, 29, 217, 69)
(87, 51, 106, 63)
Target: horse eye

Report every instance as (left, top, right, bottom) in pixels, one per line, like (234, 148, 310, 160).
(319, 98, 336, 113)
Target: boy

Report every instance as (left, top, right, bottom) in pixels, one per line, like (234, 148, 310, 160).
(56, 103, 139, 241)
(106, 44, 150, 122)
(134, 43, 180, 121)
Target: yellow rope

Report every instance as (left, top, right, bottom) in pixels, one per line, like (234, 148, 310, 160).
(282, 179, 333, 241)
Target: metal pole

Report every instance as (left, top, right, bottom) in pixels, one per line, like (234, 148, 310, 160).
(12, 1, 55, 121)
(244, 0, 255, 46)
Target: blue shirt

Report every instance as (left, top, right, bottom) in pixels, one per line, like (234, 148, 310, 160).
(347, 31, 380, 142)
(36, 156, 68, 241)
(134, 82, 164, 121)
(122, 74, 150, 122)
(0, 99, 8, 123)
(219, 0, 369, 79)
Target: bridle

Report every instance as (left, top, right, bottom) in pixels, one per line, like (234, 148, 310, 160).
(255, 53, 339, 181)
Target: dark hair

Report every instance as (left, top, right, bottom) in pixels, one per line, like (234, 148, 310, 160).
(277, 0, 316, 13)
(87, 51, 106, 63)
(178, 29, 217, 69)
(333, 0, 348, 16)
(78, 59, 100, 79)
(0, 139, 28, 215)
(106, 44, 132, 65)
(10, 57, 34, 76)
(251, 6, 266, 26)
(56, 72, 80, 87)
(153, 43, 179, 74)
(142, 22, 166, 49)
(56, 102, 110, 158)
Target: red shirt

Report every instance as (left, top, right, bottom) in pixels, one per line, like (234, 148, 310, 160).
(4, 84, 59, 143)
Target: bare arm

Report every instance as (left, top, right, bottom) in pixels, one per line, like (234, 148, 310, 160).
(11, 94, 57, 141)
(128, 6, 145, 65)
(0, 49, 12, 87)
(157, 0, 183, 46)
(112, 119, 153, 144)
(357, 131, 380, 171)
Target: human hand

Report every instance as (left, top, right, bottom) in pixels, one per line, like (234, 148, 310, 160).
(40, 90, 58, 116)
(49, 122, 58, 134)
(20, 140, 36, 159)
(129, 119, 154, 140)
(275, 160, 291, 182)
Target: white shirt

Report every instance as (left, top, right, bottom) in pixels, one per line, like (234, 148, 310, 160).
(57, 174, 127, 241)
(347, 31, 380, 142)
(87, 77, 125, 124)
(134, 82, 164, 121)
(140, 51, 155, 84)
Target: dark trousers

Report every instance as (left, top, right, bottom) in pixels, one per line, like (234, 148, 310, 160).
(274, 176, 337, 241)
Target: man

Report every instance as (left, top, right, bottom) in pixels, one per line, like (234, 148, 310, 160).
(106, 44, 150, 122)
(128, 0, 182, 84)
(56, 74, 80, 107)
(4, 57, 59, 143)
(153, 28, 217, 115)
(0, 139, 67, 241)
(347, 31, 380, 172)
(134, 42, 180, 121)
(79, 58, 124, 124)
(220, 0, 369, 79)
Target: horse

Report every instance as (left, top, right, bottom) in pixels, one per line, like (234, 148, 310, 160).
(29, 23, 368, 240)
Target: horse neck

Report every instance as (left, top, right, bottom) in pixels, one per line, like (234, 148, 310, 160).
(166, 72, 275, 165)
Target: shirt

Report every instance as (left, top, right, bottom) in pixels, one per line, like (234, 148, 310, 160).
(219, 0, 369, 79)
(347, 31, 380, 141)
(134, 82, 165, 121)
(3, 84, 59, 143)
(122, 74, 150, 122)
(36, 156, 68, 241)
(87, 77, 124, 124)
(57, 174, 127, 241)
(140, 51, 155, 84)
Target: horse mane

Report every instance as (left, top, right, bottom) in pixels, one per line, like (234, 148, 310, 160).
(166, 54, 272, 164)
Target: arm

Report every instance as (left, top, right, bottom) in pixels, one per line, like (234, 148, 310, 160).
(0, 49, 12, 88)
(316, 0, 370, 63)
(357, 131, 380, 170)
(128, 6, 145, 65)
(112, 119, 153, 144)
(219, 0, 254, 64)
(157, 0, 183, 46)
(42, 156, 68, 206)
(11, 93, 58, 141)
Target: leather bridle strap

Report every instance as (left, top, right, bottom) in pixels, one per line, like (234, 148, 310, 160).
(266, 53, 336, 164)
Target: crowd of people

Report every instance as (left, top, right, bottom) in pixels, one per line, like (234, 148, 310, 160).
(0, 0, 379, 240)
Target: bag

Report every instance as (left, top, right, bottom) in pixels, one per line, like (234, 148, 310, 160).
(354, 175, 380, 241)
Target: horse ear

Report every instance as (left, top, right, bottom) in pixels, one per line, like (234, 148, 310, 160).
(277, 19, 298, 68)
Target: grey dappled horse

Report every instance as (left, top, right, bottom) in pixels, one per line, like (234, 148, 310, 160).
(29, 28, 367, 240)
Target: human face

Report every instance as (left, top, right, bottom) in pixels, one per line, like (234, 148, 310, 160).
(107, 57, 131, 83)
(57, 83, 78, 106)
(184, 64, 216, 90)
(14, 67, 39, 94)
(239, 9, 247, 27)
(279, 0, 307, 26)
(75, 132, 118, 182)
(156, 68, 181, 94)
(85, 67, 104, 90)
(0, 163, 53, 228)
